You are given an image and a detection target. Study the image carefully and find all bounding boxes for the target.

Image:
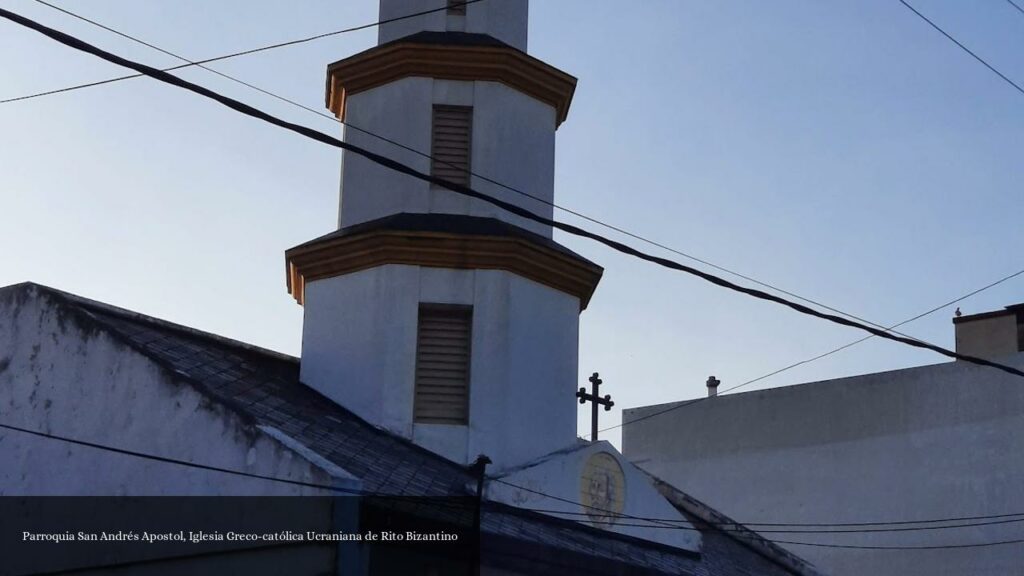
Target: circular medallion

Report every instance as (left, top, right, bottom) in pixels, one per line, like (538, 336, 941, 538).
(579, 452, 626, 527)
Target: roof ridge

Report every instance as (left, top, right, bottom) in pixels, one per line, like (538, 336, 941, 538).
(12, 282, 298, 364)
(643, 471, 824, 576)
(483, 499, 701, 559)
(15, 282, 477, 486)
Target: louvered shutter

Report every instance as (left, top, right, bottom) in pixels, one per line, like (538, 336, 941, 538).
(414, 306, 472, 425)
(447, 0, 467, 15)
(431, 105, 472, 187)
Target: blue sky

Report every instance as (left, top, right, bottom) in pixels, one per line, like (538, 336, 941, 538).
(2, 0, 1022, 447)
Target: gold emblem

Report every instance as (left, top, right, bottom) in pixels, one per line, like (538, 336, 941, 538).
(579, 452, 625, 527)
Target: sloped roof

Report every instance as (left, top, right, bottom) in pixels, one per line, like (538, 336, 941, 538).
(650, 474, 824, 576)
(289, 213, 598, 267)
(4, 282, 815, 576)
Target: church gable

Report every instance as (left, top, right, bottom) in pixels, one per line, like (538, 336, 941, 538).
(0, 283, 337, 496)
(487, 440, 703, 553)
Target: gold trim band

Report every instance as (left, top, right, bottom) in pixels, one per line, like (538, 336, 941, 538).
(286, 229, 601, 309)
(326, 42, 577, 127)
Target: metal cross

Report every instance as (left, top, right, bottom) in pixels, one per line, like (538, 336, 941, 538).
(577, 372, 614, 442)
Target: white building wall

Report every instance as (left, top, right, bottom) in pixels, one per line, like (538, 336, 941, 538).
(299, 265, 579, 470)
(378, 0, 528, 51)
(339, 78, 557, 237)
(622, 356, 1024, 576)
(0, 288, 337, 496)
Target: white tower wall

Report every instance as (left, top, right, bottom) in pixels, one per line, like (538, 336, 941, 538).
(339, 78, 557, 237)
(293, 0, 596, 470)
(378, 0, 529, 51)
(299, 265, 579, 469)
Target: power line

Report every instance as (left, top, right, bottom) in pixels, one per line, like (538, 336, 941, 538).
(492, 478, 1024, 549)
(35, 0, 1019, 444)
(21, 0, 943, 350)
(8, 8, 1023, 382)
(897, 0, 1024, 97)
(16, 16, 1024, 545)
(26, 0, 345, 124)
(489, 479, 1024, 553)
(0, 421, 475, 508)
(1004, 0, 1024, 17)
(1, 4, 1003, 377)
(11, 12, 1024, 550)
(4, 1, 1014, 361)
(10, 416, 1024, 542)
(600, 266, 1024, 434)
(1, 423, 549, 574)
(772, 537, 1024, 550)
(0, 0, 484, 105)
(0, 421, 355, 494)
(517, 507, 1024, 534)
(520, 506, 1024, 528)
(723, 510, 1024, 528)
(27, 416, 1023, 560)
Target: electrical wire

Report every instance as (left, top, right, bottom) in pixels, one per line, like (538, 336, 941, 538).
(772, 537, 1024, 550)
(5, 7, 1023, 383)
(491, 478, 1024, 549)
(0, 421, 471, 508)
(9, 8, 1024, 553)
(20, 0, 938, 351)
(0, 421, 349, 494)
(599, 266, 1024, 435)
(30, 0, 1024, 455)
(897, 0, 1024, 97)
(0, 0, 484, 105)
(516, 507, 1024, 528)
(1003, 0, 1024, 17)
(515, 509, 1024, 534)
(7, 419, 1024, 552)
(25, 0, 348, 125)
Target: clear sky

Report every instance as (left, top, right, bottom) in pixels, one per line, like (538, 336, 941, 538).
(2, 0, 1022, 447)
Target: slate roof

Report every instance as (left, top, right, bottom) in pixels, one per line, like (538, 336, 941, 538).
(386, 30, 516, 50)
(8, 283, 818, 576)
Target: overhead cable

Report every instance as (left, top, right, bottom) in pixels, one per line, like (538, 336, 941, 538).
(5, 7, 1022, 380)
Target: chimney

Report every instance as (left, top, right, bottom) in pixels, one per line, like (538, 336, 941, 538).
(706, 376, 720, 398)
(953, 304, 1024, 361)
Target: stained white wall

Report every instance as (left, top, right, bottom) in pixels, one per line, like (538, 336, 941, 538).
(338, 78, 557, 237)
(0, 287, 338, 496)
(378, 0, 528, 51)
(299, 265, 580, 470)
(623, 355, 1024, 576)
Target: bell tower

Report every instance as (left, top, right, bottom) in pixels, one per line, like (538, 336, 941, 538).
(286, 0, 601, 470)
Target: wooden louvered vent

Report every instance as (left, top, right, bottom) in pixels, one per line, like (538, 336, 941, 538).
(414, 305, 472, 425)
(447, 0, 467, 15)
(431, 105, 472, 187)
